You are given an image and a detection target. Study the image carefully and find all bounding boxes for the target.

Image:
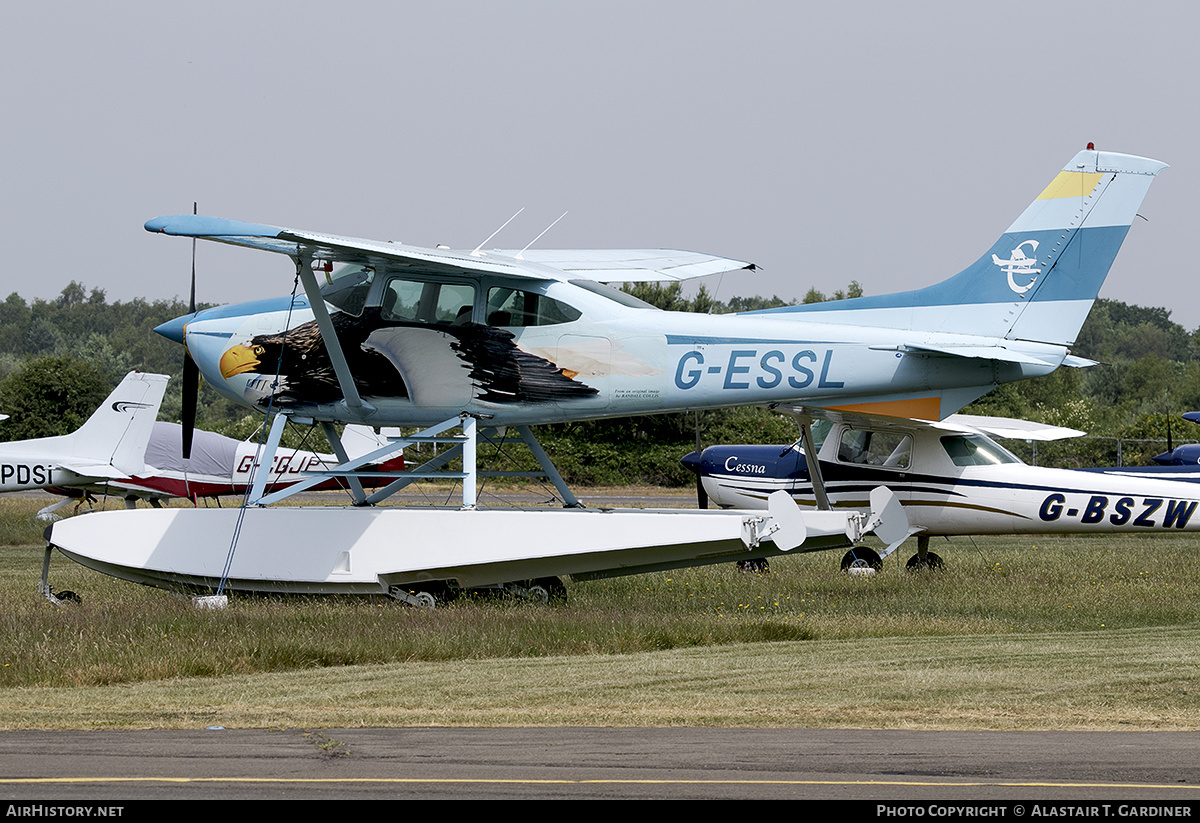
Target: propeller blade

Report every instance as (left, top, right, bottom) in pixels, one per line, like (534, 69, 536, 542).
(696, 475, 708, 509)
(190, 203, 197, 312)
(181, 201, 199, 460)
(182, 352, 199, 460)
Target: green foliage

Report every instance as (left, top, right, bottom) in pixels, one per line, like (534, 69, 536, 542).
(0, 356, 110, 440)
(0, 283, 253, 437)
(964, 299, 1200, 466)
(618, 279, 862, 315)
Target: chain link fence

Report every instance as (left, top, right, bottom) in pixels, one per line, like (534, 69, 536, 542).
(1005, 437, 1200, 469)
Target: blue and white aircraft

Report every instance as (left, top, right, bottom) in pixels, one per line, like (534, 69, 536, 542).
(1149, 412, 1200, 465)
(683, 412, 1200, 573)
(47, 147, 1169, 602)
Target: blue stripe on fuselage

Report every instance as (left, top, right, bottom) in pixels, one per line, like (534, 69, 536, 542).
(744, 225, 1127, 315)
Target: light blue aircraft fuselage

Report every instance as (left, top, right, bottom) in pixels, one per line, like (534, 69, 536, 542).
(150, 149, 1166, 433)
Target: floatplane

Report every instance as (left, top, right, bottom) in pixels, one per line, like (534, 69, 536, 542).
(683, 411, 1200, 573)
(45, 147, 1167, 604)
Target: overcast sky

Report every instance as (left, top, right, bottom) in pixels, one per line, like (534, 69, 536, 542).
(3, 1, 1195, 329)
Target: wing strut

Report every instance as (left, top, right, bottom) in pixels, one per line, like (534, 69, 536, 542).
(321, 420, 367, 506)
(797, 416, 832, 511)
(294, 253, 372, 417)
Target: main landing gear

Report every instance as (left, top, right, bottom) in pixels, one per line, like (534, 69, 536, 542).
(389, 576, 567, 608)
(840, 546, 883, 576)
(840, 535, 946, 575)
(905, 534, 945, 572)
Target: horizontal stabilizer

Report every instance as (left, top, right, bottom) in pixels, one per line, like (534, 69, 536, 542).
(872, 343, 1057, 366)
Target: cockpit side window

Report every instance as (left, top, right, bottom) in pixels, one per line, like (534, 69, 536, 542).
(485, 287, 581, 327)
(320, 266, 374, 317)
(381, 278, 476, 325)
(837, 428, 912, 469)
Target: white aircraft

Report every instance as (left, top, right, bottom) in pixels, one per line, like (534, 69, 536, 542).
(0, 371, 404, 521)
(46, 146, 1168, 603)
(40, 421, 406, 517)
(0, 371, 168, 503)
(682, 412, 1200, 572)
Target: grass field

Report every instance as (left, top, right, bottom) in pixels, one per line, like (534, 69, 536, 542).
(0, 494, 1197, 730)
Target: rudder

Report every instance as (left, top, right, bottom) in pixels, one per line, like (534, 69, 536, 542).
(70, 372, 170, 475)
(752, 147, 1168, 347)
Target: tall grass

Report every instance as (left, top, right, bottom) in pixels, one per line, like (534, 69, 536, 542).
(2, 488, 1198, 691)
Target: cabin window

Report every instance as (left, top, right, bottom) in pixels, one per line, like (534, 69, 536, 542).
(381, 278, 477, 325)
(485, 287, 581, 327)
(320, 266, 374, 317)
(569, 279, 658, 309)
(836, 428, 912, 469)
(940, 434, 1020, 466)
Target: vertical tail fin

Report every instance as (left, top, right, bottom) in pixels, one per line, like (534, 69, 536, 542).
(70, 372, 170, 475)
(757, 148, 1168, 346)
(340, 424, 404, 461)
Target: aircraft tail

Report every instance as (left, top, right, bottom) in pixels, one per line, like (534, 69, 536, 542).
(754, 148, 1168, 347)
(340, 424, 404, 461)
(68, 372, 170, 476)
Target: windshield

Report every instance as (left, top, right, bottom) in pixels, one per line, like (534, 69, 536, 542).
(320, 266, 374, 316)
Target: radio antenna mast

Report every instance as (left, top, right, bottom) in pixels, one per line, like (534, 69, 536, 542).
(516, 212, 568, 260)
(471, 208, 524, 257)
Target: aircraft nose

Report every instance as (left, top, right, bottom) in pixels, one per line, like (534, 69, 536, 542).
(154, 313, 196, 344)
(680, 451, 705, 474)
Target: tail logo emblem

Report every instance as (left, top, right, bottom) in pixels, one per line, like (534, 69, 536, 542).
(112, 401, 152, 413)
(992, 240, 1042, 294)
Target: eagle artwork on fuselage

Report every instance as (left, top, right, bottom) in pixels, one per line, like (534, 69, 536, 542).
(216, 276, 601, 410)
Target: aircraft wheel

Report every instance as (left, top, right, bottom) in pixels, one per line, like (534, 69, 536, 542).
(526, 576, 567, 603)
(906, 552, 945, 572)
(392, 582, 452, 608)
(737, 558, 770, 574)
(53, 590, 82, 605)
(841, 547, 882, 576)
(411, 591, 438, 609)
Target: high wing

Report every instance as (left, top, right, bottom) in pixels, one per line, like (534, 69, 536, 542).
(936, 414, 1085, 442)
(144, 216, 755, 284)
(781, 405, 1085, 441)
(493, 249, 758, 282)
